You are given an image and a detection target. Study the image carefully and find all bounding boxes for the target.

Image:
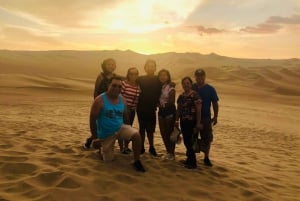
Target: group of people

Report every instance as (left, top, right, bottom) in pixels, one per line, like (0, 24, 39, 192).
(83, 58, 219, 172)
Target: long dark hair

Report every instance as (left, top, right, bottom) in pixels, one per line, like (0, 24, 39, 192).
(158, 69, 172, 84)
(181, 76, 193, 85)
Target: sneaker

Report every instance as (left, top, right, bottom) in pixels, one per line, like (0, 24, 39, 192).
(149, 146, 158, 156)
(83, 141, 91, 149)
(163, 153, 171, 160)
(164, 153, 175, 160)
(204, 157, 213, 167)
(180, 159, 188, 165)
(168, 154, 175, 161)
(133, 160, 146, 172)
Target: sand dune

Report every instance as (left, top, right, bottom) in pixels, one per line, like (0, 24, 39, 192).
(0, 50, 300, 201)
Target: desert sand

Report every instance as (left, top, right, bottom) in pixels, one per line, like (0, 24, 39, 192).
(0, 50, 300, 201)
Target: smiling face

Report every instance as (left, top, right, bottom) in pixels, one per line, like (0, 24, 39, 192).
(181, 77, 193, 92)
(102, 59, 116, 74)
(127, 68, 139, 82)
(107, 78, 122, 98)
(195, 74, 205, 86)
(158, 71, 169, 84)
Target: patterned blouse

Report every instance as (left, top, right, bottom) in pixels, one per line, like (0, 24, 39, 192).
(177, 91, 201, 121)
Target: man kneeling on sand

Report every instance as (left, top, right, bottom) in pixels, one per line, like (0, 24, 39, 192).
(89, 76, 146, 172)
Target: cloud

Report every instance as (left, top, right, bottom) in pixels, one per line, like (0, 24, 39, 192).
(240, 14, 300, 34)
(266, 14, 300, 24)
(0, 0, 118, 27)
(192, 25, 225, 35)
(240, 23, 281, 34)
(1, 25, 63, 46)
(0, 0, 202, 32)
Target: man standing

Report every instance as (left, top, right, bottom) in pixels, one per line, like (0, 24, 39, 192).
(89, 76, 146, 172)
(192, 69, 219, 167)
(136, 59, 162, 156)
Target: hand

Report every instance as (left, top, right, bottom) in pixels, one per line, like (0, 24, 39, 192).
(195, 123, 203, 132)
(211, 116, 218, 125)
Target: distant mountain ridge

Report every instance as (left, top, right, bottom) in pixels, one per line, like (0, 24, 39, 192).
(1, 50, 299, 79)
(1, 50, 300, 98)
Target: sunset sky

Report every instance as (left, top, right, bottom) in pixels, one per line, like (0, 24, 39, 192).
(0, 0, 300, 59)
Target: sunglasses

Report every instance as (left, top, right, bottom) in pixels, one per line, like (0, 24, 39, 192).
(111, 84, 122, 89)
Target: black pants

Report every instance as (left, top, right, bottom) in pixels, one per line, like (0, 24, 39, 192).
(127, 107, 136, 126)
(180, 120, 196, 166)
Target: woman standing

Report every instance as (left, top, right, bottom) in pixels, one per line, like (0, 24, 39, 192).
(158, 69, 176, 160)
(119, 67, 141, 154)
(175, 77, 202, 169)
(93, 58, 117, 99)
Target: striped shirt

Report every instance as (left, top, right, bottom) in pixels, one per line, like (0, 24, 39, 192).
(121, 80, 141, 109)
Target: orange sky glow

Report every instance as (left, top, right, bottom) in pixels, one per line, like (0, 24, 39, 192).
(0, 0, 300, 59)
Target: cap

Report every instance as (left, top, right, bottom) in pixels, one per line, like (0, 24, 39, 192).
(194, 68, 206, 76)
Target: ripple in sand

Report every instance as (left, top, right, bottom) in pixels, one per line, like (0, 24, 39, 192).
(241, 189, 255, 197)
(74, 167, 90, 176)
(29, 171, 64, 187)
(231, 179, 250, 188)
(188, 188, 211, 198)
(113, 174, 138, 184)
(132, 197, 150, 201)
(0, 198, 10, 201)
(33, 194, 54, 201)
(0, 156, 28, 162)
(40, 157, 65, 167)
(93, 179, 119, 192)
(57, 177, 81, 189)
(1, 162, 37, 176)
(98, 196, 116, 201)
(0, 144, 13, 149)
(3, 181, 34, 194)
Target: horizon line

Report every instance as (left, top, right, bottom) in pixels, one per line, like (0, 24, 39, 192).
(0, 49, 299, 60)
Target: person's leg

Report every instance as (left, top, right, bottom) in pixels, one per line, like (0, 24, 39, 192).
(200, 118, 213, 166)
(165, 115, 176, 157)
(124, 109, 136, 152)
(158, 116, 168, 153)
(118, 125, 145, 172)
(137, 111, 146, 154)
(180, 120, 197, 168)
(146, 110, 157, 156)
(100, 135, 117, 161)
(118, 138, 124, 152)
(129, 109, 136, 126)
